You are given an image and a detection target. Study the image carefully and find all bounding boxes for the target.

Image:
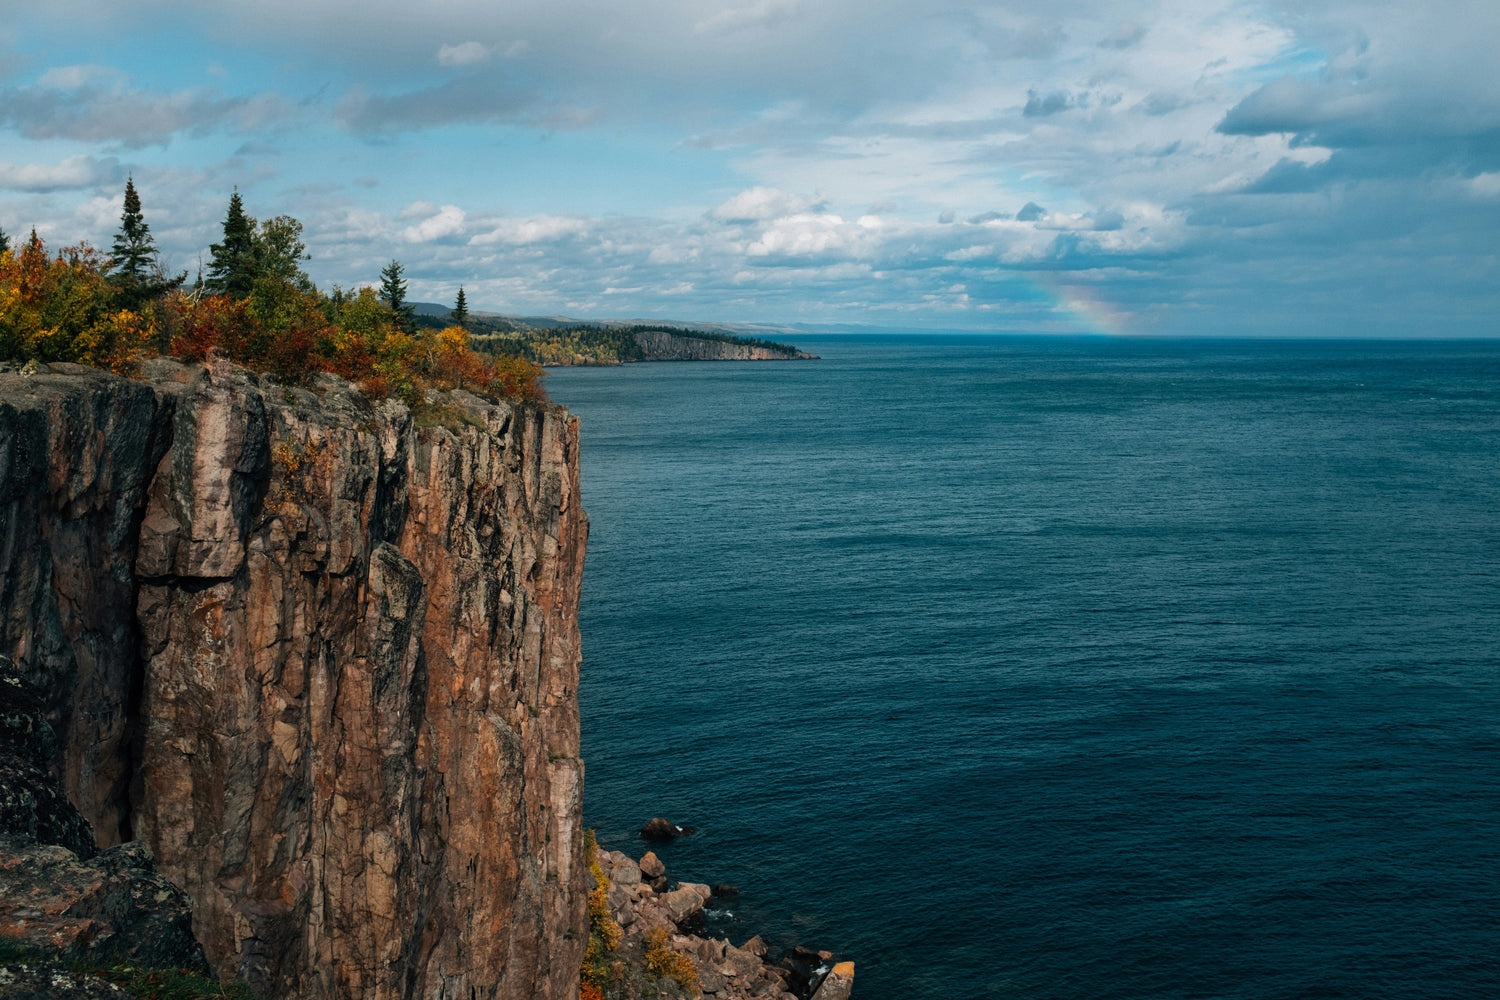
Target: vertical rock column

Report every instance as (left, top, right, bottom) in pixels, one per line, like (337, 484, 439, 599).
(0, 359, 589, 1000)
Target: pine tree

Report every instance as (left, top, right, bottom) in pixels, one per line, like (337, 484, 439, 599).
(205, 191, 257, 298)
(0, 224, 10, 257)
(380, 259, 414, 332)
(110, 177, 157, 283)
(452, 286, 469, 328)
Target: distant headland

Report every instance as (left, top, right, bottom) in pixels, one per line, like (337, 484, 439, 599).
(410, 303, 820, 365)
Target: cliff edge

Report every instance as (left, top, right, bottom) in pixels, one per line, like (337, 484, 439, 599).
(0, 357, 588, 1000)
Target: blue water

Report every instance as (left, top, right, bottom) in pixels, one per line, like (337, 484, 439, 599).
(547, 336, 1500, 1000)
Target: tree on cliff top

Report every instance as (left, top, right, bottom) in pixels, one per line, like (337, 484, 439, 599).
(205, 190, 257, 297)
(452, 286, 468, 328)
(380, 258, 415, 332)
(110, 178, 157, 283)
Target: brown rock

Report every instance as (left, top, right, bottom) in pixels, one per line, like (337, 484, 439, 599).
(0, 362, 589, 1000)
(638, 850, 665, 878)
(662, 885, 709, 924)
(0, 839, 209, 974)
(640, 816, 683, 840)
(739, 934, 768, 957)
(611, 856, 642, 887)
(724, 946, 762, 979)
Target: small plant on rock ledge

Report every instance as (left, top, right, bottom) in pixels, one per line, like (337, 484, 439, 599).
(644, 927, 700, 998)
(582, 829, 624, 995)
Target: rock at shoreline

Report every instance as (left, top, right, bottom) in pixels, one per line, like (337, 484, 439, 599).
(591, 841, 849, 1000)
(810, 962, 856, 1000)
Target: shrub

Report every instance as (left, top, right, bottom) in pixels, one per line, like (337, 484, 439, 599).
(581, 830, 624, 994)
(644, 927, 700, 997)
(2, 230, 544, 405)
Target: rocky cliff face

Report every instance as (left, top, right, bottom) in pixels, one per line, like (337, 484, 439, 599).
(0, 358, 588, 1000)
(632, 331, 817, 362)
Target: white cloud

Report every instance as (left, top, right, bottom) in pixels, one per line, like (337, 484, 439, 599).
(712, 186, 816, 223)
(695, 0, 801, 35)
(1471, 172, 1500, 198)
(467, 215, 588, 245)
(437, 41, 490, 67)
(402, 203, 467, 242)
(0, 154, 118, 192)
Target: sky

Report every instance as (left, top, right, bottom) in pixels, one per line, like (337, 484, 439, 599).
(1, 0, 1497, 337)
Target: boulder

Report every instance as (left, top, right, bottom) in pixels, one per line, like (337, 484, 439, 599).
(711, 883, 740, 898)
(611, 857, 642, 887)
(639, 850, 666, 878)
(739, 934, 768, 957)
(0, 657, 209, 976)
(0, 836, 209, 975)
(809, 961, 855, 1000)
(640, 817, 684, 840)
(662, 885, 708, 924)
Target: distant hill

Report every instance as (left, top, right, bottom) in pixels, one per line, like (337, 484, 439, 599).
(409, 303, 817, 365)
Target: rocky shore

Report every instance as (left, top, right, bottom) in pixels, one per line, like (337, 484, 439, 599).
(590, 837, 854, 1000)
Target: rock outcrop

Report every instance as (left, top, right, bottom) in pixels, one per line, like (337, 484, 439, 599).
(1, 654, 208, 977)
(592, 846, 853, 1000)
(631, 331, 816, 362)
(0, 358, 588, 1000)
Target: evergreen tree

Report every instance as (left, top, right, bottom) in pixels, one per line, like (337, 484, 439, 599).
(205, 191, 257, 297)
(0, 224, 9, 257)
(452, 286, 469, 327)
(380, 259, 414, 331)
(110, 177, 158, 283)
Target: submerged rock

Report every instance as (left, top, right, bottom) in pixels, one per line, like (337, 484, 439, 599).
(641, 817, 686, 840)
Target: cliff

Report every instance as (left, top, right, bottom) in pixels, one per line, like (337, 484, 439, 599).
(0, 357, 588, 999)
(629, 331, 816, 362)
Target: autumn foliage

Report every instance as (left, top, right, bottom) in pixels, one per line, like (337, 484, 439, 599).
(1, 233, 546, 406)
(0, 236, 155, 375)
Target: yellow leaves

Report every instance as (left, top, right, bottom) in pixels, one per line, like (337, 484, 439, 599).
(644, 926, 701, 996)
(437, 325, 469, 355)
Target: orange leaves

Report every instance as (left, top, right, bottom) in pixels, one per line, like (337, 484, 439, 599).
(2, 231, 542, 405)
(0, 234, 155, 373)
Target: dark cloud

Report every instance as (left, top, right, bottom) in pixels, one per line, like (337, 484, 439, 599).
(335, 74, 540, 134)
(0, 73, 292, 147)
(1016, 201, 1046, 221)
(1023, 89, 1074, 117)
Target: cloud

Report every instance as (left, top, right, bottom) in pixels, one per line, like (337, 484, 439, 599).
(1217, 76, 1378, 139)
(1023, 89, 1075, 117)
(0, 66, 292, 147)
(467, 215, 589, 245)
(437, 41, 490, 67)
(1099, 21, 1147, 49)
(711, 187, 817, 223)
(1471, 172, 1500, 197)
(0, 155, 119, 192)
(1015, 202, 1046, 222)
(337, 75, 537, 134)
(402, 203, 467, 242)
(695, 0, 801, 35)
